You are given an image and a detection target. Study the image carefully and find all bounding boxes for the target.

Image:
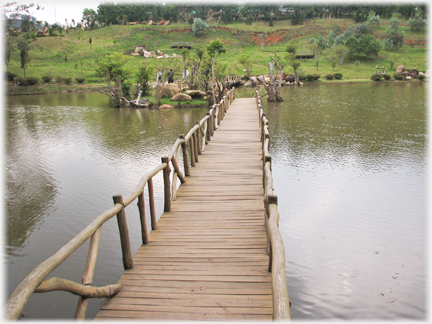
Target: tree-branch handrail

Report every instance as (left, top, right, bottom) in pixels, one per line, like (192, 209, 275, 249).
(255, 89, 291, 320)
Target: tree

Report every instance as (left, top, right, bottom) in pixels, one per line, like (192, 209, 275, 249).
(359, 34, 381, 61)
(385, 17, 404, 51)
(192, 18, 209, 37)
(206, 40, 226, 105)
(82, 8, 97, 28)
(136, 63, 152, 96)
(96, 52, 132, 107)
(333, 44, 348, 65)
(408, 14, 426, 32)
(17, 40, 31, 77)
(5, 38, 13, 71)
(238, 54, 252, 78)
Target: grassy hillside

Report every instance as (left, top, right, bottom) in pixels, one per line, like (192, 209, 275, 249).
(6, 17, 427, 89)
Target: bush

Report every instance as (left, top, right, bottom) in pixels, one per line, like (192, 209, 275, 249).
(393, 73, 405, 80)
(333, 73, 343, 80)
(64, 78, 72, 85)
(285, 44, 296, 54)
(382, 73, 391, 80)
(417, 74, 426, 81)
(42, 75, 53, 83)
(75, 77, 86, 84)
(6, 71, 17, 81)
(325, 74, 334, 80)
(17, 77, 29, 86)
(192, 18, 209, 37)
(303, 74, 320, 81)
(16, 77, 39, 86)
(371, 73, 383, 81)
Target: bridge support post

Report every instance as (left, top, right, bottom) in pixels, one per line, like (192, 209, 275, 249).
(113, 194, 134, 270)
(161, 157, 171, 212)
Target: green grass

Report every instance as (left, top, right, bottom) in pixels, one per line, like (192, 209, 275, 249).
(6, 17, 427, 95)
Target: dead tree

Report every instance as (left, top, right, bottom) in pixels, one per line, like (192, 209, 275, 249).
(257, 53, 284, 102)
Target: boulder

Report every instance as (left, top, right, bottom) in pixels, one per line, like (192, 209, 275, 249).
(426, 69, 430, 77)
(396, 65, 405, 73)
(161, 84, 180, 98)
(406, 76, 412, 80)
(185, 90, 206, 98)
(148, 20, 153, 25)
(409, 68, 419, 76)
(142, 50, 152, 58)
(159, 104, 174, 109)
(285, 74, 295, 83)
(135, 46, 143, 53)
(172, 93, 192, 101)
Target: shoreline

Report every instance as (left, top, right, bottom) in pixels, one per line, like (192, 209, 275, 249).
(5, 78, 426, 97)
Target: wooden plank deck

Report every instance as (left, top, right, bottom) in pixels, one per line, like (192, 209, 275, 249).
(95, 98, 272, 321)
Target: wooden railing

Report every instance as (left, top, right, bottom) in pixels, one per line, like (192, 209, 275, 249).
(255, 89, 291, 320)
(3, 88, 236, 321)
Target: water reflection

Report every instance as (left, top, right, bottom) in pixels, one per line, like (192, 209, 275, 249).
(262, 82, 427, 319)
(5, 92, 208, 319)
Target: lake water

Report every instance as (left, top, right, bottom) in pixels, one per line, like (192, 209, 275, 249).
(4, 83, 427, 319)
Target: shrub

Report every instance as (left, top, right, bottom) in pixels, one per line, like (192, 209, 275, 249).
(285, 44, 296, 54)
(371, 73, 383, 81)
(382, 73, 391, 80)
(17, 77, 29, 86)
(75, 77, 86, 84)
(27, 77, 40, 85)
(6, 71, 17, 81)
(64, 77, 72, 85)
(16, 77, 39, 86)
(304, 74, 320, 81)
(56, 76, 64, 84)
(333, 73, 343, 80)
(417, 74, 426, 81)
(192, 18, 209, 37)
(41, 75, 53, 83)
(325, 74, 334, 80)
(393, 73, 405, 80)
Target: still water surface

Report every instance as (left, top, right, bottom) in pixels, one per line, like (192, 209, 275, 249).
(5, 83, 427, 319)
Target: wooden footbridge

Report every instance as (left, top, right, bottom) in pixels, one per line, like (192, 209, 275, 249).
(4, 89, 291, 321)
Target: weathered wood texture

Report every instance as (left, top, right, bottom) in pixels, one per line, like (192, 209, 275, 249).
(95, 98, 273, 321)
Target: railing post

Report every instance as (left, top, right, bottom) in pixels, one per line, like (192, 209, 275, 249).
(196, 122, 202, 155)
(206, 113, 211, 142)
(147, 178, 157, 230)
(267, 195, 278, 273)
(161, 157, 171, 212)
(189, 136, 196, 167)
(112, 195, 133, 270)
(137, 192, 148, 244)
(180, 134, 190, 176)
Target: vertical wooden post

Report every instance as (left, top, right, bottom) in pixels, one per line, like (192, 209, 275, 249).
(148, 178, 157, 230)
(196, 122, 202, 155)
(113, 195, 133, 270)
(75, 226, 102, 320)
(161, 156, 171, 212)
(192, 132, 199, 162)
(180, 134, 190, 176)
(137, 191, 148, 244)
(206, 113, 211, 142)
(189, 136, 196, 167)
(267, 195, 278, 272)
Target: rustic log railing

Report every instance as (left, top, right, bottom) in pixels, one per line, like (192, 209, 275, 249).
(4, 88, 236, 321)
(255, 89, 291, 320)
